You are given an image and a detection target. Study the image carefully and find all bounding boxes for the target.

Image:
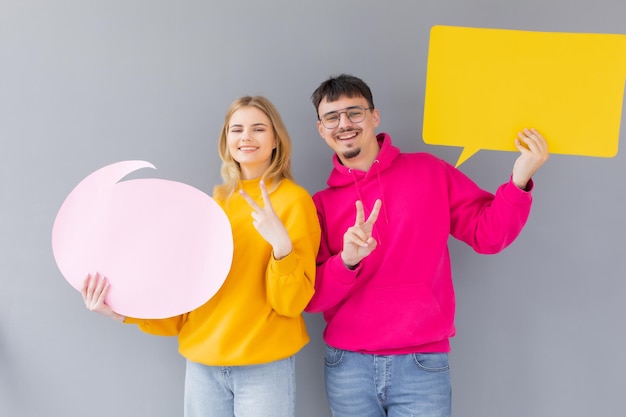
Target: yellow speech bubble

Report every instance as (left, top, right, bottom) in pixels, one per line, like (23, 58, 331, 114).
(423, 25, 626, 167)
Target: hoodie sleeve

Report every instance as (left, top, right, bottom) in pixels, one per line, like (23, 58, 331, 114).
(305, 199, 360, 313)
(446, 161, 533, 254)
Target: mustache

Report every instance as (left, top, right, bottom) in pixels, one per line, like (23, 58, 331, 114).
(337, 127, 361, 134)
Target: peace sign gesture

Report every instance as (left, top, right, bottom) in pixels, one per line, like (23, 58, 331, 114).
(341, 199, 382, 269)
(240, 180, 293, 260)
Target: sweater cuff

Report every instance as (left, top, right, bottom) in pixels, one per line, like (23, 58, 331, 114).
(270, 250, 299, 275)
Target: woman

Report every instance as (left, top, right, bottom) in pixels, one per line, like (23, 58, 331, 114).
(82, 96, 321, 417)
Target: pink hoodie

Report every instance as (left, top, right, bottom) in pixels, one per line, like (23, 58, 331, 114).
(306, 133, 533, 354)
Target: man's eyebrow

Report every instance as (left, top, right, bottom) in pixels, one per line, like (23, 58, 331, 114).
(322, 106, 362, 116)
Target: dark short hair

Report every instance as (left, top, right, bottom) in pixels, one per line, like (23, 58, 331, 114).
(311, 74, 375, 116)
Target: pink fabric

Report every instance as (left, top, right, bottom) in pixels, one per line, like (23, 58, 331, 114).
(306, 133, 532, 354)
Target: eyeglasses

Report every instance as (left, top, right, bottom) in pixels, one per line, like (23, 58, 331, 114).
(319, 106, 372, 129)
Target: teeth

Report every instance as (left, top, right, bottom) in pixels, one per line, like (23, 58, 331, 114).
(338, 132, 357, 140)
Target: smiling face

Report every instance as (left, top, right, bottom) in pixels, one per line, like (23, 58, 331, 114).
(317, 94, 381, 172)
(226, 106, 277, 180)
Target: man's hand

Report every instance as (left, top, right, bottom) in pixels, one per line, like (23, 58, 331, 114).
(512, 128, 550, 189)
(341, 199, 382, 268)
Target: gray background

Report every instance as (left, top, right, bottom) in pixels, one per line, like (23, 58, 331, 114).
(1, 1, 625, 416)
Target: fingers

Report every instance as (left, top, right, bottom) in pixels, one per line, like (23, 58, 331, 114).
(354, 200, 382, 226)
(346, 200, 382, 248)
(354, 201, 365, 225)
(511, 128, 549, 189)
(342, 226, 378, 266)
(240, 181, 275, 213)
(259, 180, 273, 210)
(342, 200, 382, 266)
(239, 189, 261, 212)
(82, 272, 109, 310)
(366, 200, 382, 225)
(517, 128, 549, 155)
(345, 225, 371, 247)
(82, 273, 99, 305)
(516, 128, 550, 169)
(95, 279, 109, 306)
(80, 273, 125, 321)
(81, 273, 92, 300)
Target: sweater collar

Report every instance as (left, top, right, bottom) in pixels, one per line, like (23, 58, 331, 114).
(327, 132, 399, 187)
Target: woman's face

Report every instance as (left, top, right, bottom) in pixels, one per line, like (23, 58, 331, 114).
(226, 106, 276, 180)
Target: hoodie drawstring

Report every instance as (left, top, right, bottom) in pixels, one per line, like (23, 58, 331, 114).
(372, 160, 390, 225)
(348, 161, 389, 246)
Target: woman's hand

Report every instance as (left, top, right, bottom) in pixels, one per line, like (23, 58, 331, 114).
(240, 180, 293, 260)
(81, 273, 126, 322)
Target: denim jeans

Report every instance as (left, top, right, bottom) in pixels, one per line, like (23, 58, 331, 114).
(184, 356, 295, 417)
(324, 345, 451, 417)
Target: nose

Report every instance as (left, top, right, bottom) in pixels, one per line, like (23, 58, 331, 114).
(240, 129, 251, 141)
(337, 111, 352, 129)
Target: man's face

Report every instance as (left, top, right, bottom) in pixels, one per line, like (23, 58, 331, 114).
(317, 95, 380, 170)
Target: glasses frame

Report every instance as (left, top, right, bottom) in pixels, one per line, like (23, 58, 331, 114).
(318, 106, 372, 129)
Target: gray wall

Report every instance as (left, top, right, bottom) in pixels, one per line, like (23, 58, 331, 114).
(1, 1, 625, 416)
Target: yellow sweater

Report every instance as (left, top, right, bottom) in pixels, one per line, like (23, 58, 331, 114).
(125, 178, 320, 366)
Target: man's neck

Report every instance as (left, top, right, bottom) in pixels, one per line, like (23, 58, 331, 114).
(340, 148, 381, 172)
(340, 135, 381, 172)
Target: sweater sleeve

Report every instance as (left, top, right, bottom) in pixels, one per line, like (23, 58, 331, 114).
(124, 314, 187, 336)
(446, 162, 533, 254)
(266, 190, 320, 317)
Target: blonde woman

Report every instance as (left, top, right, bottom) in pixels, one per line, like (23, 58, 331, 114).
(83, 96, 320, 417)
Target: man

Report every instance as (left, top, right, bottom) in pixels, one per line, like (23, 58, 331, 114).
(305, 74, 549, 417)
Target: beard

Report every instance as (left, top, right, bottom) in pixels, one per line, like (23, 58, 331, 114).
(341, 148, 361, 159)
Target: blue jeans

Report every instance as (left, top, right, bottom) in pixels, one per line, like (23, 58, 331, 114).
(324, 346, 451, 417)
(184, 356, 295, 417)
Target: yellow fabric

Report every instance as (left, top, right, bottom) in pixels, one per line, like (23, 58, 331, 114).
(125, 178, 320, 366)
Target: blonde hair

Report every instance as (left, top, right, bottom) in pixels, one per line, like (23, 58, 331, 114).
(213, 96, 294, 200)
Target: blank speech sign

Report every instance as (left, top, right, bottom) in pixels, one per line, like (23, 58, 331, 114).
(423, 25, 626, 167)
(52, 160, 233, 319)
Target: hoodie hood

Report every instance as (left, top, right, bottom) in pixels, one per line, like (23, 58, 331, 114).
(326, 133, 400, 187)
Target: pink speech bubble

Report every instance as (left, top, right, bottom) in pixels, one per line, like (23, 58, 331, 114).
(52, 161, 233, 319)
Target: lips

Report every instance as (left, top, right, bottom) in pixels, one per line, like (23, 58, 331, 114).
(337, 130, 359, 141)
